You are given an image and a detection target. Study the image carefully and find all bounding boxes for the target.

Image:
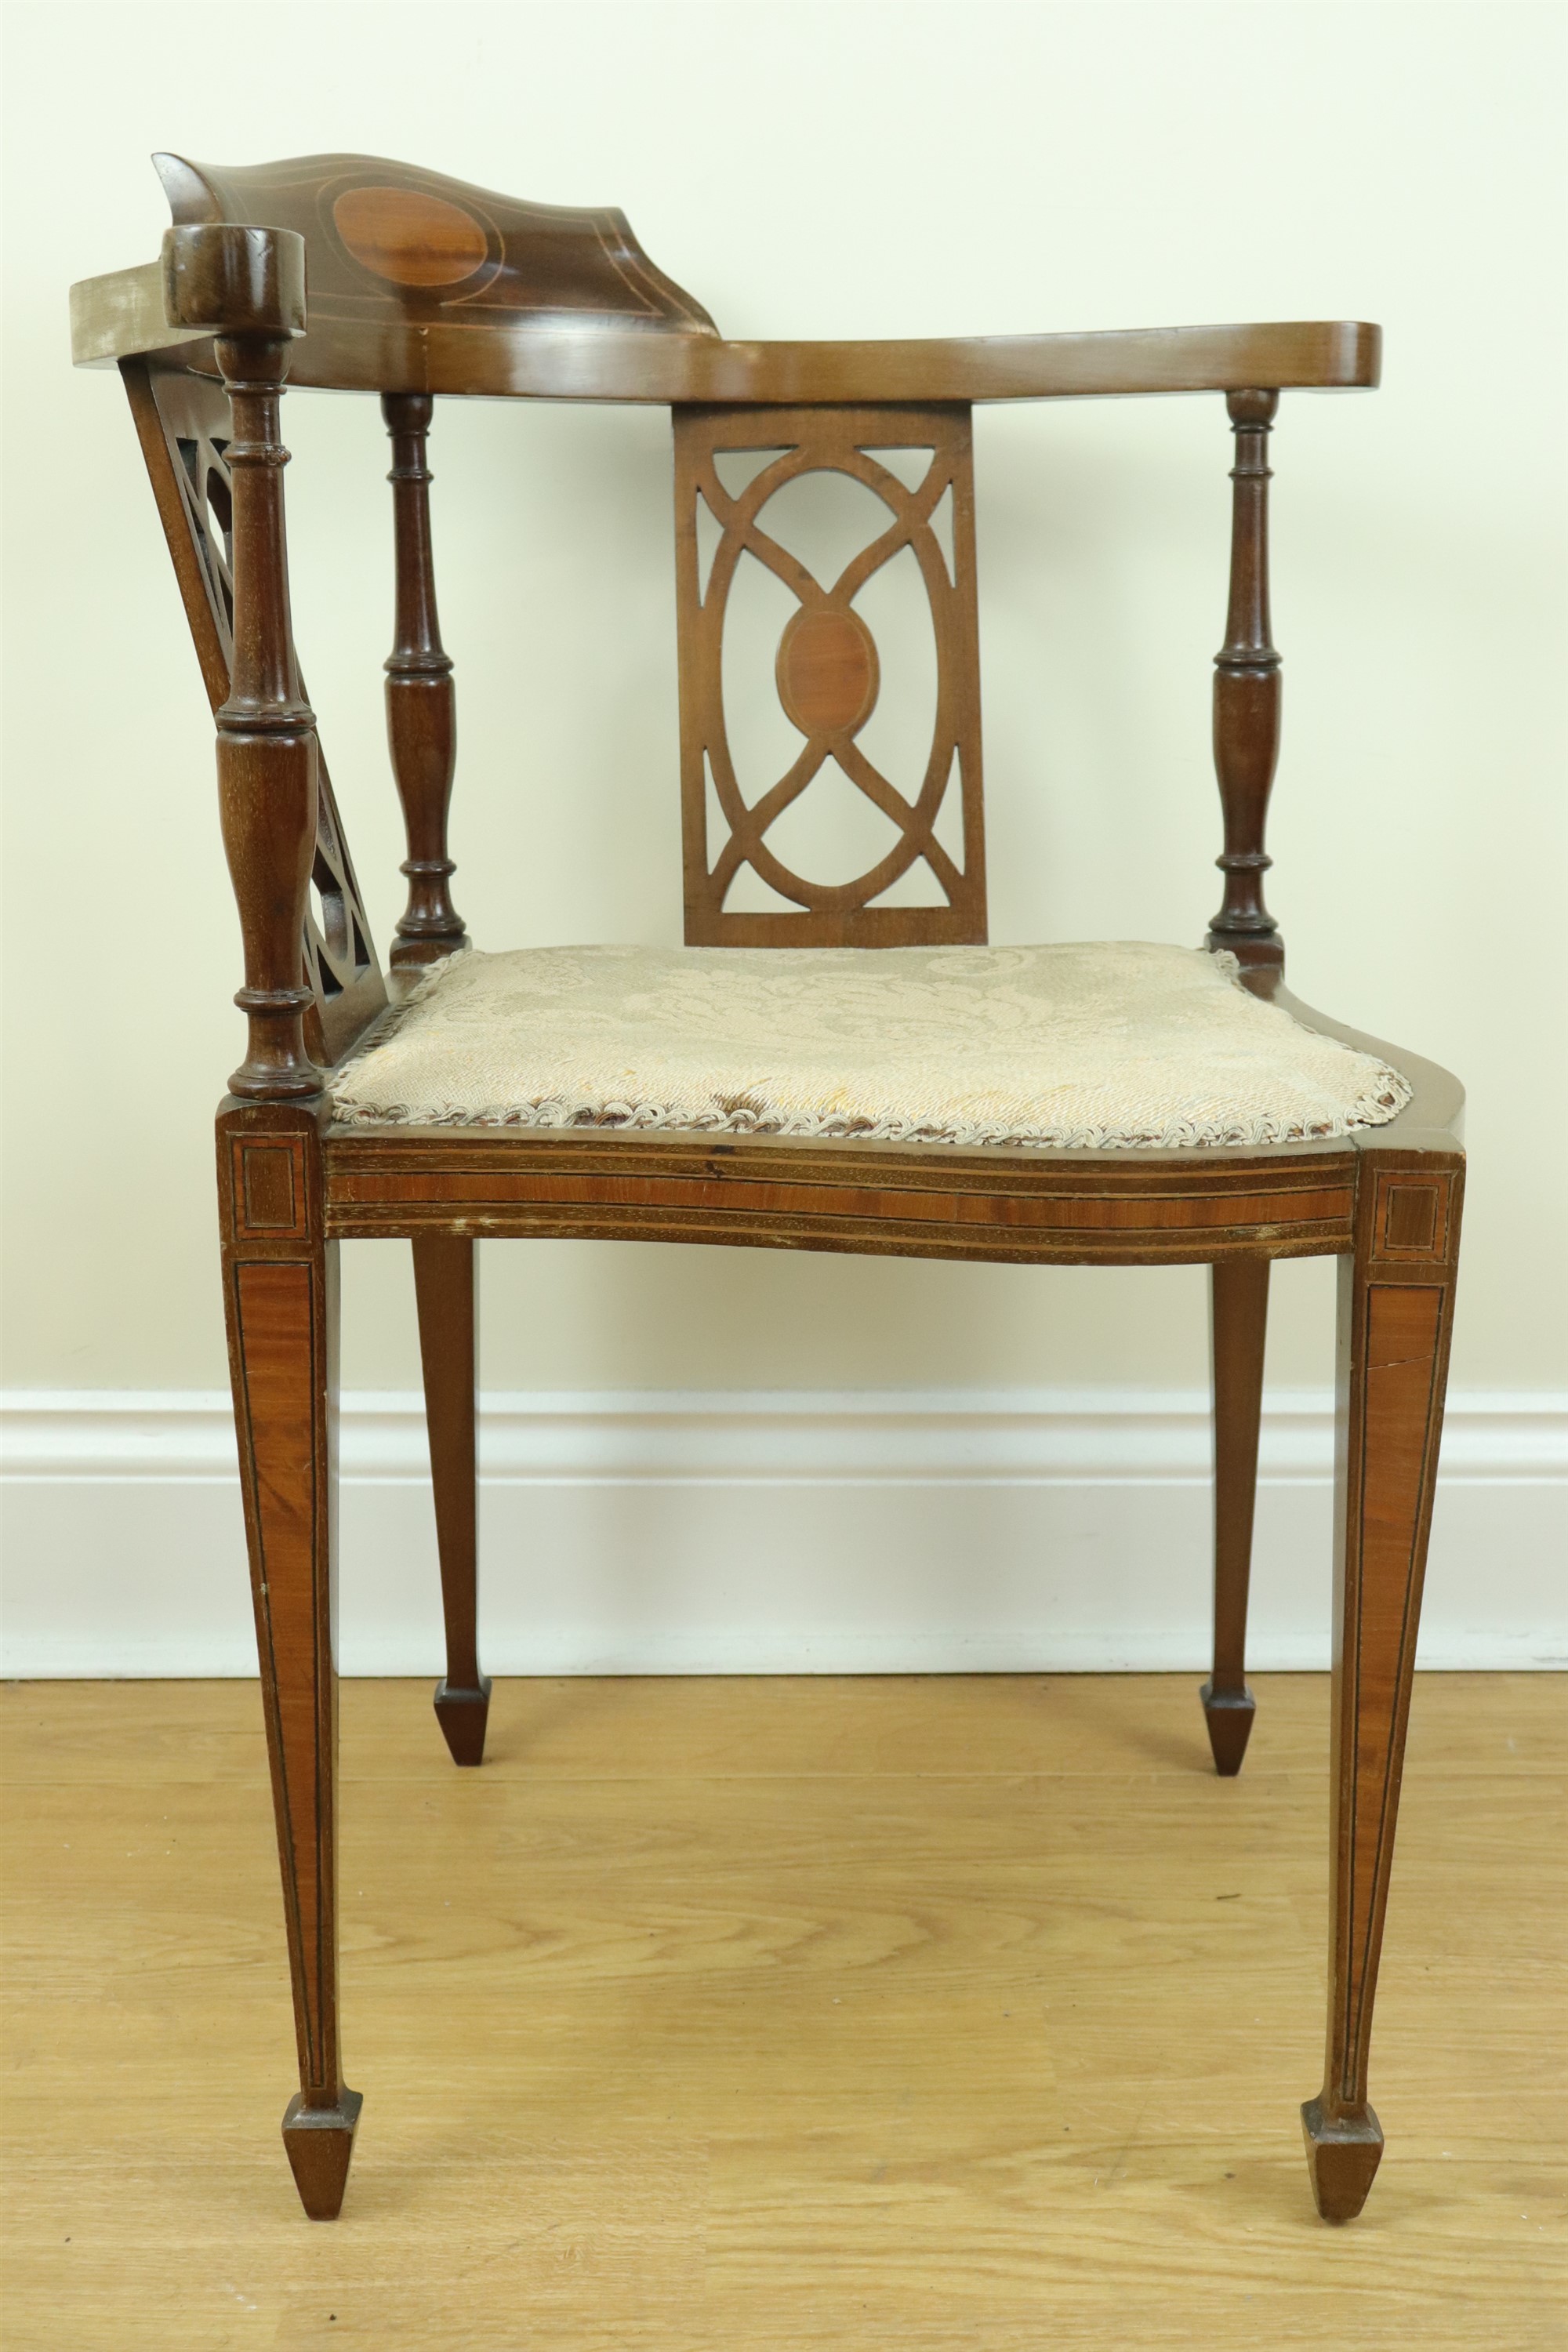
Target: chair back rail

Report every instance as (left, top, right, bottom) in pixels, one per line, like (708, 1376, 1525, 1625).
(74, 283, 1377, 408)
(71, 162, 1377, 401)
(76, 157, 1379, 1097)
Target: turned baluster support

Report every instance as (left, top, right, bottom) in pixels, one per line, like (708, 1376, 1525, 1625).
(164, 224, 321, 1101)
(1207, 387, 1283, 982)
(383, 393, 466, 967)
(215, 334, 319, 1098)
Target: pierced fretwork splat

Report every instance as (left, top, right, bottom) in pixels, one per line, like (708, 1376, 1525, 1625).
(123, 358, 387, 1065)
(173, 427, 236, 644)
(674, 402, 987, 948)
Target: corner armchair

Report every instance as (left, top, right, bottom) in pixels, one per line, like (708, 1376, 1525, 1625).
(71, 152, 1464, 2224)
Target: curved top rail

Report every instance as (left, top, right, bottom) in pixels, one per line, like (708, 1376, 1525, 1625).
(154, 151, 718, 336)
(71, 284, 1382, 404)
(68, 152, 1381, 402)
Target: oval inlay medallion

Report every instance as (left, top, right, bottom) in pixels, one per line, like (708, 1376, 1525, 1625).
(776, 607, 880, 736)
(333, 187, 489, 288)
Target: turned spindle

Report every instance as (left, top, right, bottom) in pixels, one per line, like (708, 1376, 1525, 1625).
(1207, 387, 1283, 980)
(213, 331, 321, 1099)
(383, 393, 466, 967)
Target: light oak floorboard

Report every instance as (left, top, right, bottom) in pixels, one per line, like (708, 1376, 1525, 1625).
(2, 1674, 1563, 2349)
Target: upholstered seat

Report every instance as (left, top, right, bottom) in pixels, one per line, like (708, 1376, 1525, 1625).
(328, 938, 1410, 1149)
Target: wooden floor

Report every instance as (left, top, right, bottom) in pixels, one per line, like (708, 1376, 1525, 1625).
(2, 1675, 1563, 2349)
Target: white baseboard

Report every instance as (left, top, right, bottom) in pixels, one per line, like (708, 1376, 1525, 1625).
(2, 1388, 1563, 1677)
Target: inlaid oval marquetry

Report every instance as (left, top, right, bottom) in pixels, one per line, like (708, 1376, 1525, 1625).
(776, 607, 880, 736)
(332, 187, 488, 287)
(675, 403, 985, 946)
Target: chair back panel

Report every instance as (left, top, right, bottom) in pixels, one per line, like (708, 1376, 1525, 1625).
(154, 153, 718, 346)
(69, 154, 1396, 1099)
(674, 404, 986, 947)
(123, 360, 386, 1063)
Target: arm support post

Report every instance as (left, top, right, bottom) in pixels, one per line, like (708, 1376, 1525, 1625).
(215, 328, 321, 1099)
(1207, 387, 1283, 982)
(383, 393, 466, 967)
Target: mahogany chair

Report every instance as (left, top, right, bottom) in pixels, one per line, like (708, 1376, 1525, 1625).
(71, 154, 1464, 2226)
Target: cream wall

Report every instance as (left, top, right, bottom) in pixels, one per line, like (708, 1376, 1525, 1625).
(3, 0, 1565, 1410)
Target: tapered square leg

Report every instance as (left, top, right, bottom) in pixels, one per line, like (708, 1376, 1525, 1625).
(222, 1105, 361, 2220)
(1201, 1258, 1269, 1774)
(413, 1236, 490, 1765)
(1304, 1157, 1461, 2221)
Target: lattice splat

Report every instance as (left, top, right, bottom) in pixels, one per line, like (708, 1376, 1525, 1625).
(124, 361, 386, 1063)
(674, 405, 986, 946)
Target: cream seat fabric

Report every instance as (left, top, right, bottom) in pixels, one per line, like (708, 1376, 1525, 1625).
(326, 940, 1410, 1151)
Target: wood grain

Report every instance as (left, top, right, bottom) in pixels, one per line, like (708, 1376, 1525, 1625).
(70, 147, 1475, 2238)
(210, 328, 321, 1101)
(219, 1101, 358, 2216)
(3, 1675, 1563, 2347)
(411, 1234, 490, 1763)
(230, 1256, 332, 2080)
(1207, 390, 1283, 976)
(1200, 1258, 1269, 1772)
(324, 1131, 1359, 1263)
(674, 405, 985, 947)
(1306, 1153, 1464, 2220)
(381, 393, 467, 968)
(155, 150, 717, 334)
(120, 358, 387, 1066)
(74, 277, 1380, 408)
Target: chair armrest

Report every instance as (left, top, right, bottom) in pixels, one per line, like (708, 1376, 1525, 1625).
(74, 262, 1379, 402)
